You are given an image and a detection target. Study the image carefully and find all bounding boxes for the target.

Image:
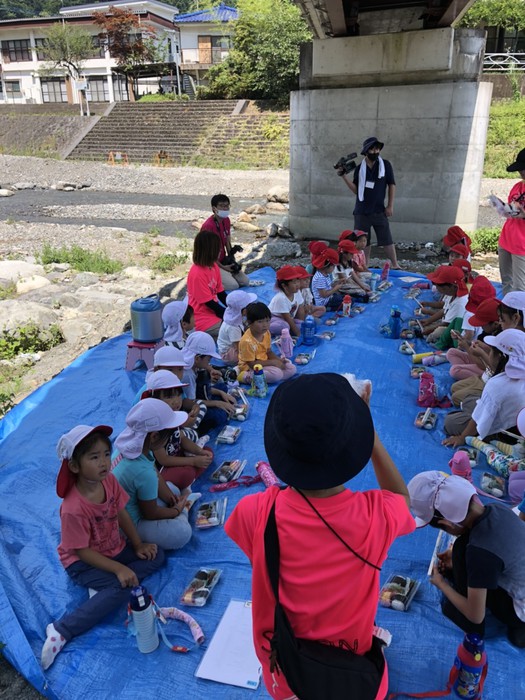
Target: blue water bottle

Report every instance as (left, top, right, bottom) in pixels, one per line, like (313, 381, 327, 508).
(302, 315, 316, 346)
(388, 305, 402, 340)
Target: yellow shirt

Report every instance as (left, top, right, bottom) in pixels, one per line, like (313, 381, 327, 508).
(238, 328, 271, 372)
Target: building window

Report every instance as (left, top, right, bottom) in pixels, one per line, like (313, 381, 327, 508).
(113, 74, 129, 101)
(41, 78, 67, 103)
(197, 35, 231, 64)
(90, 36, 106, 59)
(35, 37, 48, 60)
(1, 39, 31, 62)
(5, 80, 22, 98)
(86, 77, 109, 102)
(0, 81, 4, 100)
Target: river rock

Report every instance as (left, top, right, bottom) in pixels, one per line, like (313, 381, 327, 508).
(0, 189, 14, 197)
(265, 240, 302, 258)
(16, 275, 51, 295)
(233, 221, 262, 233)
(0, 261, 46, 282)
(265, 201, 287, 212)
(244, 204, 266, 215)
(267, 185, 289, 203)
(0, 300, 59, 332)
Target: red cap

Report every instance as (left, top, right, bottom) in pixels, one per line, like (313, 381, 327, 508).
(428, 265, 465, 287)
(465, 275, 496, 312)
(353, 229, 367, 238)
(308, 241, 328, 256)
(276, 265, 300, 281)
(468, 297, 501, 327)
(449, 243, 469, 259)
(450, 258, 471, 274)
(338, 240, 358, 255)
(442, 226, 472, 250)
(292, 266, 311, 279)
(312, 248, 338, 269)
(339, 230, 353, 242)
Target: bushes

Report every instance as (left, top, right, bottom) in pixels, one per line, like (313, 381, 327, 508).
(485, 100, 525, 178)
(39, 244, 123, 274)
(470, 227, 500, 254)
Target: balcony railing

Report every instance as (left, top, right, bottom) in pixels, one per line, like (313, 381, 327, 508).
(180, 47, 230, 65)
(483, 53, 525, 72)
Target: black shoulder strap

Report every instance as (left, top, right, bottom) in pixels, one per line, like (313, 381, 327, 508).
(264, 501, 281, 602)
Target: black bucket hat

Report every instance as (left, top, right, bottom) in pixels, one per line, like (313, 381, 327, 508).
(361, 136, 384, 156)
(506, 148, 525, 172)
(264, 373, 374, 490)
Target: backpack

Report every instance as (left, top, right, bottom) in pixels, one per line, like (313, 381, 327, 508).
(263, 493, 385, 700)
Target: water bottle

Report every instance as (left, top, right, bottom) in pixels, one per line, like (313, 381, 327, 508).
(256, 461, 280, 487)
(388, 305, 401, 340)
(302, 315, 316, 346)
(129, 586, 159, 653)
(224, 367, 239, 394)
(452, 634, 487, 700)
(370, 273, 380, 292)
(422, 353, 448, 366)
(251, 364, 268, 398)
(380, 261, 390, 282)
(280, 328, 294, 359)
(342, 295, 352, 317)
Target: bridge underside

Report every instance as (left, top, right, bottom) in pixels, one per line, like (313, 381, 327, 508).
(288, 1, 492, 243)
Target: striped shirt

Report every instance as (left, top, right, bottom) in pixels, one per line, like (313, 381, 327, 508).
(312, 271, 333, 307)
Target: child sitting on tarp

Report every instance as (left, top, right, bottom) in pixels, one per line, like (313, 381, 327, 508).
(225, 373, 415, 699)
(269, 265, 305, 336)
(296, 266, 325, 319)
(41, 425, 165, 670)
(217, 289, 257, 365)
(339, 229, 370, 274)
(436, 275, 495, 353)
(141, 370, 214, 489)
(408, 470, 525, 647)
(442, 225, 472, 260)
(162, 297, 194, 349)
(237, 301, 296, 385)
(182, 331, 236, 433)
(334, 240, 371, 298)
(113, 399, 193, 551)
(421, 265, 468, 344)
(310, 242, 346, 311)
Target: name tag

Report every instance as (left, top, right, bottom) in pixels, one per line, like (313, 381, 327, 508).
(365, 180, 375, 189)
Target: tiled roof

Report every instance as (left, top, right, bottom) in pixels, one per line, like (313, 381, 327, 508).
(176, 3, 237, 23)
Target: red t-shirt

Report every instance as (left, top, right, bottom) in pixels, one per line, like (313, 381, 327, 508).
(225, 486, 415, 700)
(499, 181, 525, 255)
(58, 473, 128, 569)
(187, 263, 224, 331)
(201, 214, 230, 262)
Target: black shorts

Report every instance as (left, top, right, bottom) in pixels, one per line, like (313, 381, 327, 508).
(354, 212, 393, 247)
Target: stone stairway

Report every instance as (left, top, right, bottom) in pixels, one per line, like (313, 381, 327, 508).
(193, 112, 290, 168)
(67, 100, 239, 163)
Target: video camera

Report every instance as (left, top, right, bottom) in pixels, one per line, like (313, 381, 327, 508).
(334, 152, 358, 176)
(222, 244, 244, 273)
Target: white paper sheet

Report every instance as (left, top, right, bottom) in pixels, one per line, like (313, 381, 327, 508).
(195, 599, 261, 690)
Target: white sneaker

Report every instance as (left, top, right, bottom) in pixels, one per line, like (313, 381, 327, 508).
(196, 435, 210, 448)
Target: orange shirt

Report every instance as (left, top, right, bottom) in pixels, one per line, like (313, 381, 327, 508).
(237, 328, 271, 372)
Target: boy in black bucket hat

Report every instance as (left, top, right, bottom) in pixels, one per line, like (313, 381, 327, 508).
(225, 373, 415, 700)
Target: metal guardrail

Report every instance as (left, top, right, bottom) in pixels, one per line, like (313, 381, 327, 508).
(483, 53, 525, 72)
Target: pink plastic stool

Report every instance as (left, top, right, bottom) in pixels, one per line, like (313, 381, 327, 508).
(125, 339, 164, 371)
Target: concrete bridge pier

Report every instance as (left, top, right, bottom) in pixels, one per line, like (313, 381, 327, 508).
(289, 28, 492, 242)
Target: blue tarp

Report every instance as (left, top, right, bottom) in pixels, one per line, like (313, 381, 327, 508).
(0, 267, 523, 699)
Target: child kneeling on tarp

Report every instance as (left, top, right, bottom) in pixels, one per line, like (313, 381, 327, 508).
(408, 470, 525, 648)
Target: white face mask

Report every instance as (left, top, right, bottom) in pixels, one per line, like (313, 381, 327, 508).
(217, 209, 230, 219)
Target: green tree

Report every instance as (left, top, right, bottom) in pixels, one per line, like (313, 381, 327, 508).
(93, 6, 168, 99)
(38, 23, 93, 80)
(460, 0, 525, 31)
(202, 0, 311, 105)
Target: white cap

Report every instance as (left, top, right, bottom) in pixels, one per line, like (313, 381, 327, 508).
(145, 369, 188, 392)
(407, 470, 477, 527)
(183, 331, 221, 361)
(484, 328, 525, 379)
(56, 425, 113, 498)
(500, 291, 525, 315)
(224, 290, 258, 326)
(115, 398, 188, 459)
(153, 345, 189, 369)
(162, 297, 189, 343)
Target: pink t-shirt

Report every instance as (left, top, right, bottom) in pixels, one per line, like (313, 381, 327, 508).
(353, 250, 367, 269)
(201, 214, 230, 262)
(187, 263, 225, 331)
(499, 181, 525, 255)
(225, 486, 415, 700)
(58, 473, 128, 569)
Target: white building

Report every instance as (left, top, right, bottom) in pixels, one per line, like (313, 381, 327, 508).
(0, 0, 236, 104)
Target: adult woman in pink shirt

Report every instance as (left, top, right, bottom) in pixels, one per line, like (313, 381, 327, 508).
(498, 148, 525, 295)
(187, 230, 227, 339)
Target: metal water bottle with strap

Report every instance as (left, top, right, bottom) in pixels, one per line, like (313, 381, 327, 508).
(129, 586, 159, 653)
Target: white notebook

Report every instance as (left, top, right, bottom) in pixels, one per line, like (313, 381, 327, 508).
(195, 599, 261, 690)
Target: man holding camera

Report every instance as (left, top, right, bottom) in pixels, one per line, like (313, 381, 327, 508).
(201, 193, 250, 290)
(337, 136, 400, 269)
